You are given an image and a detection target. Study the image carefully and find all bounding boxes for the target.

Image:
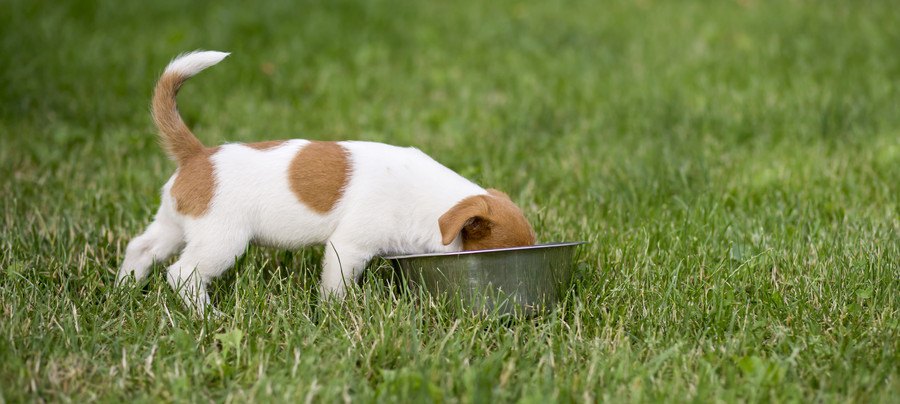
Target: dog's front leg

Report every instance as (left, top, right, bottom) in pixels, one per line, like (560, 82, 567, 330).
(318, 240, 370, 301)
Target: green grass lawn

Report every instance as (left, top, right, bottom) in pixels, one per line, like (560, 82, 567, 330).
(1, 0, 898, 401)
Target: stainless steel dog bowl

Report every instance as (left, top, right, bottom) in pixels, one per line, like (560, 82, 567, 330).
(383, 242, 585, 316)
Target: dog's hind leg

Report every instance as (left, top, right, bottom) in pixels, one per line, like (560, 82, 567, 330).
(165, 227, 250, 316)
(118, 209, 184, 285)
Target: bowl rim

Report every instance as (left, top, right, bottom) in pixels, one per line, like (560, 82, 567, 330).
(382, 241, 587, 260)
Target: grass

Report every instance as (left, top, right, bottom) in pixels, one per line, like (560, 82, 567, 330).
(1, 0, 898, 401)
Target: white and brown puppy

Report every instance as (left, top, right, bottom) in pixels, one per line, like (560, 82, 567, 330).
(117, 51, 535, 314)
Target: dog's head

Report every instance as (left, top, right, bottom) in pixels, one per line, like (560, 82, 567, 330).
(439, 189, 535, 251)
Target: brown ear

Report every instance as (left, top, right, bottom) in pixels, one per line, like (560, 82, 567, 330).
(439, 195, 491, 245)
(486, 188, 509, 199)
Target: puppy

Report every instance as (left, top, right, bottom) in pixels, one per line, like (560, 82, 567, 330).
(117, 51, 535, 315)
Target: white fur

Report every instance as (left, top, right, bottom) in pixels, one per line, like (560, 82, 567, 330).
(164, 51, 230, 77)
(118, 139, 487, 314)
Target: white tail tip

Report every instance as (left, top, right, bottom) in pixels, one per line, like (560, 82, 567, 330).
(164, 50, 230, 77)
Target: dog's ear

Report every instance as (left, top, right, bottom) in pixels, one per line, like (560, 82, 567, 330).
(486, 188, 509, 199)
(439, 195, 491, 246)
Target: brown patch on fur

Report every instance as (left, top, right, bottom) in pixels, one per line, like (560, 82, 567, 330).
(244, 140, 286, 151)
(171, 147, 219, 217)
(153, 73, 206, 164)
(288, 142, 351, 213)
(439, 189, 535, 250)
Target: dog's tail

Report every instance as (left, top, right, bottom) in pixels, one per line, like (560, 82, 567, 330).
(152, 50, 230, 164)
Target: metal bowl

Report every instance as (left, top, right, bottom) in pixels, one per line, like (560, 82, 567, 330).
(383, 242, 585, 316)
